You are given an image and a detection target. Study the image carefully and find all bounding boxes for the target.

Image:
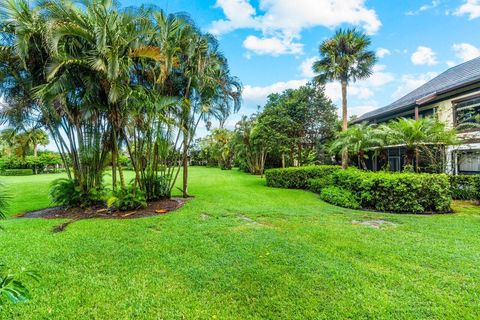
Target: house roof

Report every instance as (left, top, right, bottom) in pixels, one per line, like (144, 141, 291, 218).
(355, 56, 480, 122)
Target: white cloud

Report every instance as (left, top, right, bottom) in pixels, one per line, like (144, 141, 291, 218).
(392, 72, 438, 99)
(243, 79, 309, 103)
(209, 0, 381, 56)
(350, 105, 377, 117)
(411, 46, 438, 65)
(376, 48, 391, 58)
(452, 43, 480, 61)
(406, 0, 440, 15)
(446, 60, 457, 67)
(299, 56, 318, 78)
(454, 0, 480, 19)
(243, 35, 303, 56)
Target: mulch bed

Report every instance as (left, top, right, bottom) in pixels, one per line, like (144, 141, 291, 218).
(17, 197, 189, 220)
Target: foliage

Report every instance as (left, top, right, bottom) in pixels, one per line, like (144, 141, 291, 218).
(380, 117, 457, 171)
(0, 265, 39, 308)
(331, 169, 452, 213)
(319, 186, 360, 209)
(2, 168, 480, 318)
(330, 122, 383, 169)
(308, 176, 334, 194)
(109, 186, 147, 211)
(265, 165, 341, 189)
(49, 179, 105, 208)
(449, 175, 480, 200)
(0, 153, 63, 173)
(0, 128, 49, 159)
(0, 0, 241, 205)
(313, 28, 376, 169)
(0, 169, 34, 176)
(196, 128, 235, 170)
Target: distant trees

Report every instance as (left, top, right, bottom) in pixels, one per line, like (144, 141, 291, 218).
(313, 28, 376, 169)
(0, 128, 49, 159)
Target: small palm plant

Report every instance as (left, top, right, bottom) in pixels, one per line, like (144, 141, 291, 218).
(330, 122, 384, 169)
(0, 183, 39, 307)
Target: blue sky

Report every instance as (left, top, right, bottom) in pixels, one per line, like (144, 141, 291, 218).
(118, 0, 480, 131)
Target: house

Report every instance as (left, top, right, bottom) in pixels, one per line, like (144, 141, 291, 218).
(355, 57, 480, 174)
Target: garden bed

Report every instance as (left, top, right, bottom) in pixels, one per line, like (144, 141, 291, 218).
(17, 197, 189, 220)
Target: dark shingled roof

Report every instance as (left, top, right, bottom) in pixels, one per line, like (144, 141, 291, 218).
(356, 56, 480, 122)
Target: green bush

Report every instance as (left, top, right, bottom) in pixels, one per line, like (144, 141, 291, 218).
(308, 175, 334, 194)
(320, 186, 360, 209)
(109, 186, 147, 211)
(49, 179, 105, 208)
(449, 175, 480, 200)
(265, 165, 341, 189)
(0, 169, 34, 176)
(332, 169, 452, 213)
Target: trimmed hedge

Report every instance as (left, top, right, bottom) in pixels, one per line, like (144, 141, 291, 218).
(0, 169, 34, 176)
(266, 166, 452, 213)
(320, 186, 360, 209)
(449, 175, 480, 200)
(265, 165, 341, 189)
(332, 169, 452, 213)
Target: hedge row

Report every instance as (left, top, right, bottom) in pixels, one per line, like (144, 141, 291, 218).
(265, 165, 341, 189)
(330, 169, 452, 213)
(266, 166, 454, 213)
(0, 168, 34, 176)
(449, 175, 480, 200)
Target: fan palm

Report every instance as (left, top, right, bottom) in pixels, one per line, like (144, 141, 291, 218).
(313, 28, 376, 169)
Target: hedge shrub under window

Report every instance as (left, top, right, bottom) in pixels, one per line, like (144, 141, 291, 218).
(266, 166, 452, 213)
(332, 169, 452, 213)
(449, 175, 480, 200)
(265, 165, 341, 189)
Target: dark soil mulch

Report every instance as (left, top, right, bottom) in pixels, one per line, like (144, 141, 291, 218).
(17, 197, 189, 220)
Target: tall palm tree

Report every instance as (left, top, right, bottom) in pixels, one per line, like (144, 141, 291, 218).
(313, 28, 376, 169)
(330, 122, 384, 169)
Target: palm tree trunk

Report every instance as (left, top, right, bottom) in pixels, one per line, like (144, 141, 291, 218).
(182, 130, 189, 198)
(341, 79, 349, 170)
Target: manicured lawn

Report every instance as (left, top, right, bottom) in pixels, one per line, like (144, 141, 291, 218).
(1, 167, 480, 319)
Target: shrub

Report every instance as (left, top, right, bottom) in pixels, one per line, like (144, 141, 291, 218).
(449, 175, 480, 200)
(332, 169, 452, 213)
(0, 169, 34, 176)
(320, 186, 360, 209)
(108, 186, 147, 211)
(308, 175, 334, 194)
(49, 179, 105, 208)
(265, 165, 341, 189)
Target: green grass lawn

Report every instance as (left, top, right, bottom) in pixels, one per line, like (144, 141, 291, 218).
(1, 167, 480, 319)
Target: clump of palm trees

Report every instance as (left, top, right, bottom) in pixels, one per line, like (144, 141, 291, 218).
(330, 117, 457, 172)
(0, 0, 241, 207)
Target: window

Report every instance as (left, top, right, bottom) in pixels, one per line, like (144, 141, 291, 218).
(458, 151, 480, 174)
(455, 97, 480, 130)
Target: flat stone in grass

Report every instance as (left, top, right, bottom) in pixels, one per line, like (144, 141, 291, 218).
(238, 214, 257, 224)
(352, 219, 398, 229)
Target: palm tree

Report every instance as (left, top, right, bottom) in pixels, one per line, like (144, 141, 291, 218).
(330, 122, 384, 169)
(18, 128, 49, 158)
(381, 117, 457, 172)
(313, 28, 376, 169)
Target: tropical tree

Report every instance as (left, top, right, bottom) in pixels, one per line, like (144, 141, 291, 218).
(330, 122, 384, 169)
(313, 28, 376, 169)
(0, 0, 241, 207)
(381, 117, 457, 172)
